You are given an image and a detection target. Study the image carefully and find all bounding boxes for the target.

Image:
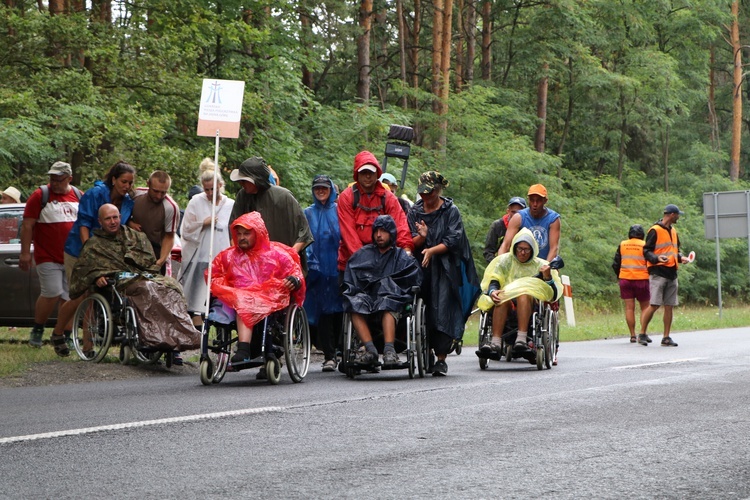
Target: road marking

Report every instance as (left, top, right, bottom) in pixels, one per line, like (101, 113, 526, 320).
(612, 358, 705, 370)
(0, 406, 284, 445)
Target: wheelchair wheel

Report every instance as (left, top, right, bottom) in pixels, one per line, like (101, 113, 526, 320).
(536, 346, 545, 370)
(414, 298, 428, 378)
(284, 304, 310, 383)
(266, 357, 281, 385)
(545, 308, 558, 369)
(120, 344, 131, 365)
(72, 293, 113, 363)
(200, 323, 231, 385)
(477, 311, 491, 370)
(341, 313, 357, 379)
(505, 344, 513, 362)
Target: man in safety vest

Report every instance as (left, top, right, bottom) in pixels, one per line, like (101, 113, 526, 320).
(638, 204, 690, 347)
(612, 224, 650, 343)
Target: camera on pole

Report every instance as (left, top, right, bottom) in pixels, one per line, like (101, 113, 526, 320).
(382, 124, 414, 190)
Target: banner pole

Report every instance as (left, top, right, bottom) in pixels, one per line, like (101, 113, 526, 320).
(201, 129, 220, 339)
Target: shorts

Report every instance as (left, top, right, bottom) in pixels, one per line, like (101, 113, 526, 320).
(648, 275, 679, 307)
(36, 262, 70, 300)
(619, 279, 650, 302)
(63, 252, 78, 284)
(380, 310, 402, 324)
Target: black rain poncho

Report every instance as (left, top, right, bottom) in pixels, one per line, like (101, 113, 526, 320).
(408, 197, 481, 340)
(342, 215, 422, 314)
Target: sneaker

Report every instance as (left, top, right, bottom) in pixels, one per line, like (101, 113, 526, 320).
(643, 334, 653, 343)
(382, 350, 400, 367)
(637, 334, 649, 346)
(83, 350, 96, 360)
(354, 350, 378, 366)
(322, 359, 337, 372)
(29, 326, 43, 348)
(432, 360, 448, 376)
(171, 351, 184, 366)
(661, 336, 678, 347)
(479, 342, 492, 353)
(490, 341, 503, 353)
(230, 346, 251, 364)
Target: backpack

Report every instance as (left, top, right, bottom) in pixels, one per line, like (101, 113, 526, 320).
(351, 184, 386, 213)
(40, 184, 82, 209)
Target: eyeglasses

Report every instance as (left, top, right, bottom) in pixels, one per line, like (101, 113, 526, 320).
(515, 247, 532, 254)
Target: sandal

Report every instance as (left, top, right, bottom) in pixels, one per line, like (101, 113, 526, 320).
(630, 336, 637, 343)
(50, 334, 70, 357)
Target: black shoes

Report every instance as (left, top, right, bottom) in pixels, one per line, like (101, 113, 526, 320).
(432, 360, 447, 376)
(661, 336, 678, 347)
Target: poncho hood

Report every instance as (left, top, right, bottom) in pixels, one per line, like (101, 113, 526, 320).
(371, 214, 397, 248)
(237, 157, 272, 191)
(353, 150, 383, 181)
(230, 212, 271, 255)
(311, 174, 337, 209)
(511, 228, 539, 262)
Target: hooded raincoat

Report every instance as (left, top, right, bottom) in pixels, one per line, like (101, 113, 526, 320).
(408, 196, 481, 341)
(303, 175, 343, 326)
(342, 215, 422, 314)
(337, 151, 413, 270)
(477, 228, 563, 312)
(209, 212, 305, 329)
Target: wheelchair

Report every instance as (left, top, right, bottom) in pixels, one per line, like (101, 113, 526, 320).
(475, 299, 559, 371)
(70, 273, 169, 365)
(340, 288, 428, 379)
(199, 298, 311, 386)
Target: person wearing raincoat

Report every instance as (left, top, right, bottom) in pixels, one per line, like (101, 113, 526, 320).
(477, 227, 562, 352)
(209, 212, 305, 365)
(303, 174, 344, 372)
(407, 171, 480, 377)
(342, 215, 422, 368)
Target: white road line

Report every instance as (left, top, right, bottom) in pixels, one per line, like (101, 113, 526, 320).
(0, 405, 284, 445)
(612, 358, 705, 370)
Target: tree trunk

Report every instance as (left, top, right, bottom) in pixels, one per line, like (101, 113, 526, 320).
(432, 0, 444, 115)
(555, 58, 574, 156)
(410, 0, 421, 97)
(730, 0, 741, 182)
(465, 0, 476, 85)
(438, 0, 453, 150)
(300, 2, 313, 90)
(397, 0, 408, 108)
(455, 0, 464, 91)
(616, 91, 627, 208)
(356, 0, 373, 105)
(534, 62, 548, 153)
(662, 124, 670, 193)
(49, 0, 64, 14)
(708, 45, 720, 151)
(480, 0, 491, 80)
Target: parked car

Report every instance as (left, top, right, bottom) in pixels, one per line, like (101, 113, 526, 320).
(0, 203, 182, 327)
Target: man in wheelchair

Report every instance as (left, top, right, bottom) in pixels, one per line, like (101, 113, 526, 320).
(342, 215, 422, 368)
(50, 203, 198, 358)
(478, 228, 562, 353)
(208, 212, 305, 366)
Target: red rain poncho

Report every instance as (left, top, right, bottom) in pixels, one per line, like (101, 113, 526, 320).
(208, 212, 305, 329)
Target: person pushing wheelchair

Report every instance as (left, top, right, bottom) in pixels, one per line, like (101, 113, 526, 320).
(342, 215, 422, 368)
(478, 228, 562, 353)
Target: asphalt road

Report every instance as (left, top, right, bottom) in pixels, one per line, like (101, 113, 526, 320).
(2, 328, 750, 499)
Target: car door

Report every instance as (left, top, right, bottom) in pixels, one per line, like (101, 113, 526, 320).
(0, 205, 35, 325)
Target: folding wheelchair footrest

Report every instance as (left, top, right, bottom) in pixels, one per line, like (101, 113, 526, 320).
(381, 361, 409, 370)
(475, 350, 502, 361)
(228, 356, 265, 371)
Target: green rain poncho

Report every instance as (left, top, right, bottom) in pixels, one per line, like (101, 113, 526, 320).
(477, 228, 562, 312)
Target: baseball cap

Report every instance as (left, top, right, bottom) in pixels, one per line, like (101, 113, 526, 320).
(664, 204, 684, 215)
(507, 196, 527, 209)
(379, 172, 397, 184)
(417, 171, 448, 194)
(2, 186, 21, 203)
(357, 164, 377, 173)
(527, 184, 547, 198)
(312, 175, 331, 189)
(47, 161, 72, 176)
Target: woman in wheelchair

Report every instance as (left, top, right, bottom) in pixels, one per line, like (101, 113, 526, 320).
(478, 228, 562, 353)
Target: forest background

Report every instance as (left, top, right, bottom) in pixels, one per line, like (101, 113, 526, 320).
(2, 0, 750, 311)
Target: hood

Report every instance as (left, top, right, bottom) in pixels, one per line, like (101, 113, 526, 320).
(230, 212, 271, 255)
(371, 215, 397, 248)
(511, 227, 539, 262)
(311, 174, 337, 208)
(352, 150, 383, 182)
(237, 157, 272, 191)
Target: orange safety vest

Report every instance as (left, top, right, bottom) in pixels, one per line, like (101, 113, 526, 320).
(618, 238, 648, 280)
(647, 224, 679, 269)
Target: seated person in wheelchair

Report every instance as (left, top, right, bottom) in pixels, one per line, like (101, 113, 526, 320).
(209, 212, 305, 365)
(50, 203, 198, 357)
(478, 228, 562, 352)
(342, 214, 422, 367)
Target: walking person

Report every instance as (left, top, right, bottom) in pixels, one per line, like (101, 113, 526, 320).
(407, 171, 480, 376)
(638, 204, 690, 347)
(303, 175, 344, 372)
(612, 224, 650, 343)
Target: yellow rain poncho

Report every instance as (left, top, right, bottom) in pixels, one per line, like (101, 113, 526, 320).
(477, 228, 562, 312)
